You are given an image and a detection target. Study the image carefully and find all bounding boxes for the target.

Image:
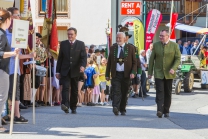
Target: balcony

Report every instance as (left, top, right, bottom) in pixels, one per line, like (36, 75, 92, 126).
(146, 0, 208, 24)
(146, 0, 207, 14)
(39, 0, 68, 17)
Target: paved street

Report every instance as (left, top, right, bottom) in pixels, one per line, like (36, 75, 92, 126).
(1, 83, 208, 139)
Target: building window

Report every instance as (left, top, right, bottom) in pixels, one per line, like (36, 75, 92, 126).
(39, 0, 68, 17)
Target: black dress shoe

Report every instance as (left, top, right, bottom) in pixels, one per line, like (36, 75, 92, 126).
(120, 112, 126, 116)
(144, 94, 150, 97)
(71, 110, 77, 114)
(113, 107, 119, 116)
(61, 104, 69, 113)
(164, 113, 169, 118)
(19, 103, 28, 109)
(132, 94, 138, 98)
(1, 118, 7, 125)
(157, 111, 163, 118)
(35, 102, 40, 107)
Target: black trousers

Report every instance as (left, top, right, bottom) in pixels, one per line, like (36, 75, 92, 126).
(61, 71, 79, 110)
(111, 72, 130, 112)
(139, 70, 147, 96)
(20, 74, 25, 103)
(155, 78, 173, 114)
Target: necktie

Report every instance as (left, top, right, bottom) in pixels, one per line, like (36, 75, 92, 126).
(119, 46, 124, 65)
(71, 42, 73, 46)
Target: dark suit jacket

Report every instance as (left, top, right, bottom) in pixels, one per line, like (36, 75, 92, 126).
(105, 43, 137, 78)
(56, 40, 87, 78)
(129, 43, 142, 74)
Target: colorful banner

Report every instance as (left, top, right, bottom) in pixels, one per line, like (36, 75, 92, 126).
(133, 19, 144, 54)
(50, 19, 59, 60)
(20, 0, 24, 13)
(42, 0, 47, 12)
(47, 0, 53, 18)
(170, 13, 178, 42)
(145, 9, 162, 50)
(41, 17, 49, 48)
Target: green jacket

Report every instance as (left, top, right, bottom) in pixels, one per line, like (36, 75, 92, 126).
(148, 41, 181, 79)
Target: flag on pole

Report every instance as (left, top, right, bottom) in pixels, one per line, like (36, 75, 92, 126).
(133, 19, 144, 54)
(42, 0, 47, 12)
(50, 19, 59, 60)
(20, 0, 24, 13)
(105, 33, 111, 58)
(41, 15, 49, 48)
(47, 0, 53, 19)
(49, 0, 58, 60)
(170, 13, 178, 42)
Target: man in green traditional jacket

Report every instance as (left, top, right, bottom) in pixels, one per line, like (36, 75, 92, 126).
(148, 29, 181, 118)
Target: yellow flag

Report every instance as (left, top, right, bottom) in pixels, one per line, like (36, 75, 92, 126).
(41, 17, 49, 48)
(133, 19, 144, 54)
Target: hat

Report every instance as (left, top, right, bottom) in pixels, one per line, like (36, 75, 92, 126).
(118, 24, 132, 38)
(125, 32, 132, 38)
(94, 49, 100, 53)
(90, 44, 95, 49)
(101, 49, 106, 52)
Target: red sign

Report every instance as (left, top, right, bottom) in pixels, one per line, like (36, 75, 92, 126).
(120, 2, 141, 16)
(145, 9, 162, 50)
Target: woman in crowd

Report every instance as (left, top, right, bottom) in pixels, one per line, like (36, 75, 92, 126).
(0, 9, 19, 133)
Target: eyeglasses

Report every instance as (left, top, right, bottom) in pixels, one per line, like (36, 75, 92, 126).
(67, 33, 74, 36)
(13, 14, 20, 17)
(159, 35, 168, 37)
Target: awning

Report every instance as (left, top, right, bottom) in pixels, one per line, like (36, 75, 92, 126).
(166, 23, 208, 35)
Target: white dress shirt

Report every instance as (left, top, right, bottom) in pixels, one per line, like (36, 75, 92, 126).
(140, 55, 146, 71)
(116, 43, 125, 71)
(69, 40, 76, 44)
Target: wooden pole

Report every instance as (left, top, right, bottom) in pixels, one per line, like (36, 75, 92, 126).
(49, 58, 52, 106)
(9, 54, 19, 135)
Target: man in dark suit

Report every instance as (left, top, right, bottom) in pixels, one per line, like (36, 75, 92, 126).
(105, 32, 137, 116)
(56, 27, 87, 114)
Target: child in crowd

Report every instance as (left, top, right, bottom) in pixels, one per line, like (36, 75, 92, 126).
(77, 73, 85, 107)
(84, 58, 97, 106)
(99, 58, 107, 106)
(104, 80, 111, 105)
(91, 54, 101, 105)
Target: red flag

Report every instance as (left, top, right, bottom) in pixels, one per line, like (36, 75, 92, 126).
(50, 19, 58, 59)
(170, 13, 178, 42)
(145, 9, 162, 50)
(47, 0, 53, 18)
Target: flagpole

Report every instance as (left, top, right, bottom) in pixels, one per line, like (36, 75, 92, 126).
(206, 4, 208, 28)
(49, 58, 52, 106)
(169, 0, 174, 39)
(9, 54, 19, 135)
(32, 28, 36, 125)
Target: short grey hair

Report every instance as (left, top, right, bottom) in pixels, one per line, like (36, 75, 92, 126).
(117, 32, 126, 38)
(140, 50, 145, 55)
